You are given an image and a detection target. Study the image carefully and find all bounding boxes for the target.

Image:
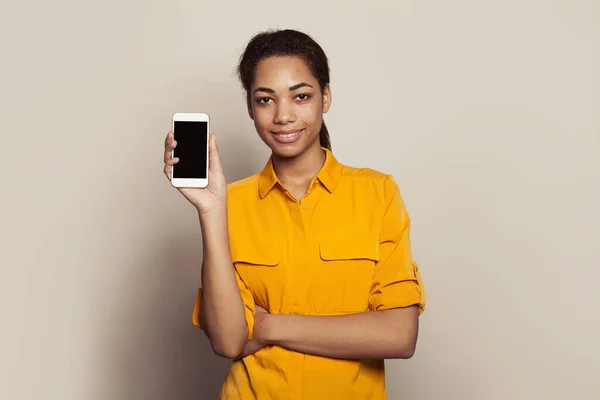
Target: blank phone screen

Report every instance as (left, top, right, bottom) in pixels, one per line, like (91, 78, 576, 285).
(173, 121, 208, 179)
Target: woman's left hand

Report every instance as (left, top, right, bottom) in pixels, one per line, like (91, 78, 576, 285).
(235, 304, 271, 359)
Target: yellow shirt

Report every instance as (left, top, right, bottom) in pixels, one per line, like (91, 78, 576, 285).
(192, 148, 426, 400)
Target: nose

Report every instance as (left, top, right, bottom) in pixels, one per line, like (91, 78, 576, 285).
(273, 100, 295, 124)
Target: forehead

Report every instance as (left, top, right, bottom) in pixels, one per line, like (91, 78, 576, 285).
(253, 56, 318, 89)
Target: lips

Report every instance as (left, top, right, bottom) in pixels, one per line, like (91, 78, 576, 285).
(272, 128, 304, 143)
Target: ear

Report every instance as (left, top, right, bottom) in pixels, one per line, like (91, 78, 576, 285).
(247, 98, 254, 120)
(322, 84, 332, 114)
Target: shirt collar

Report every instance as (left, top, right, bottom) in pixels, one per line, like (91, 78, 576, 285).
(258, 147, 343, 199)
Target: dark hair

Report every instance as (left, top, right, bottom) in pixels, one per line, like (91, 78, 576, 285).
(237, 29, 332, 150)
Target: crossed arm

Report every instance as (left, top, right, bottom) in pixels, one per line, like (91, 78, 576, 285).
(237, 304, 420, 360)
(196, 210, 419, 360)
(199, 177, 424, 360)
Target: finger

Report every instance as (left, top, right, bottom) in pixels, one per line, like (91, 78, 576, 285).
(164, 139, 177, 163)
(208, 132, 223, 170)
(166, 157, 179, 166)
(164, 164, 171, 181)
(164, 131, 173, 147)
(208, 132, 218, 153)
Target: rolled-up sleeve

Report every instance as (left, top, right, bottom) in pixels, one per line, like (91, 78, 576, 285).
(368, 176, 426, 314)
(192, 268, 256, 342)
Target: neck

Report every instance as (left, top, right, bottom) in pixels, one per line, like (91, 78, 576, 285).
(272, 141, 326, 190)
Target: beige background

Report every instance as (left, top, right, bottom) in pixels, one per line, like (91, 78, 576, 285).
(1, 0, 599, 399)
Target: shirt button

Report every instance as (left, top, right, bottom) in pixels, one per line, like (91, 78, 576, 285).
(302, 204, 308, 210)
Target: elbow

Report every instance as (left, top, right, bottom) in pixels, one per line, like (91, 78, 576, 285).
(206, 328, 247, 360)
(390, 330, 418, 359)
(391, 340, 416, 359)
(390, 311, 419, 359)
(211, 341, 244, 360)
(397, 341, 417, 359)
(203, 320, 249, 359)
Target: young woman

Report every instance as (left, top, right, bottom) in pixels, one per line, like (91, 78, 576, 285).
(163, 29, 426, 400)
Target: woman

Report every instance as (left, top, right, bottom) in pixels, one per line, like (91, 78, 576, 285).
(163, 29, 426, 400)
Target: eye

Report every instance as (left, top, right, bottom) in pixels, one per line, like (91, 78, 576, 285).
(256, 97, 272, 105)
(296, 93, 311, 101)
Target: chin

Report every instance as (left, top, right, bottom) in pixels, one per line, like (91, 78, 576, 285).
(270, 142, 305, 158)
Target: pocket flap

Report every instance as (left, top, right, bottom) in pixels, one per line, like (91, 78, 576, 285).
(319, 239, 379, 262)
(231, 245, 282, 266)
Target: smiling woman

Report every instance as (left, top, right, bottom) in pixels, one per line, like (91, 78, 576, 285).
(254, 81, 316, 144)
(246, 55, 330, 161)
(163, 29, 426, 400)
(238, 30, 332, 154)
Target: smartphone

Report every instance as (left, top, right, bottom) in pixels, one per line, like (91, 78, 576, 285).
(171, 113, 210, 188)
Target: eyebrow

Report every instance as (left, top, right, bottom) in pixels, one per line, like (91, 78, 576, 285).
(253, 82, 314, 94)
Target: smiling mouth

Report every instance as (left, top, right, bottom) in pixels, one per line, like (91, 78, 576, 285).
(272, 129, 304, 143)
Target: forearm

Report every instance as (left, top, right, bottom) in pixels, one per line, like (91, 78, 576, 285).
(262, 307, 419, 360)
(199, 207, 248, 358)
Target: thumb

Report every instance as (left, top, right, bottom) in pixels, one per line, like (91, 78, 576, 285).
(208, 132, 224, 172)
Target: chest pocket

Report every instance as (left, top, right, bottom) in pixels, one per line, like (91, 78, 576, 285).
(231, 245, 283, 311)
(311, 238, 379, 314)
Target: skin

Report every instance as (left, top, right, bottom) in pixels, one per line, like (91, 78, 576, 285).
(249, 56, 331, 200)
(163, 55, 419, 360)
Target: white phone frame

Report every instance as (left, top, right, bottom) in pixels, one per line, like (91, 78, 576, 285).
(171, 112, 210, 188)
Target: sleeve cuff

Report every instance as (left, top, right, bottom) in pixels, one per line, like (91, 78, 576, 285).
(191, 287, 256, 342)
(192, 288, 203, 328)
(369, 280, 425, 314)
(369, 262, 427, 315)
(240, 288, 255, 342)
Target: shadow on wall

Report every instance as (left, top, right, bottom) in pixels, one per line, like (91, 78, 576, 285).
(100, 124, 262, 399)
(102, 233, 232, 400)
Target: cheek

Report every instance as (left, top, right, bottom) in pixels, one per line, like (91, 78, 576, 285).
(252, 107, 272, 129)
(299, 102, 322, 125)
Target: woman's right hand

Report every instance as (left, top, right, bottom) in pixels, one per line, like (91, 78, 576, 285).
(163, 131, 228, 215)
